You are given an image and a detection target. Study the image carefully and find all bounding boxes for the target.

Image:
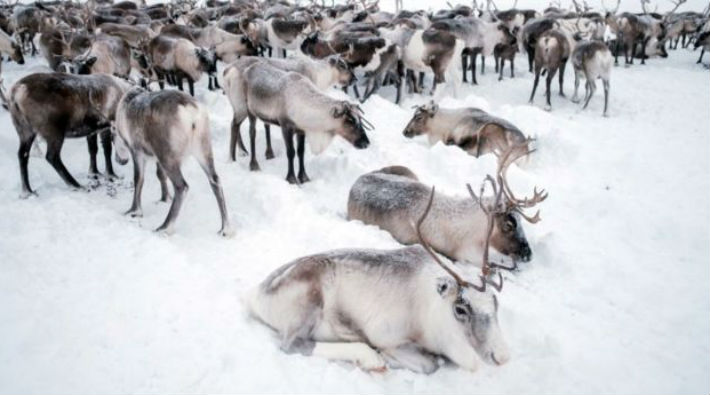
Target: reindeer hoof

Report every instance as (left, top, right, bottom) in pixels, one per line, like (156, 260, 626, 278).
(286, 174, 298, 184)
(249, 162, 261, 172)
(265, 149, 275, 160)
(154, 225, 175, 236)
(219, 226, 235, 238)
(19, 190, 37, 199)
(544, 104, 552, 111)
(125, 208, 143, 218)
(298, 173, 310, 184)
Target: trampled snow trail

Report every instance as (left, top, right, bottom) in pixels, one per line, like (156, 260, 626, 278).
(0, 46, 708, 393)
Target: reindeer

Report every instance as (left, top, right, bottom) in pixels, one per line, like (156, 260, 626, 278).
(428, 16, 516, 85)
(0, 25, 23, 77)
(247, 182, 516, 373)
(236, 62, 370, 183)
(348, 141, 544, 266)
(70, 34, 132, 78)
(223, 54, 355, 164)
(400, 27, 465, 95)
(244, 16, 310, 57)
(8, 72, 131, 198)
(96, 22, 158, 48)
(147, 34, 217, 96)
(493, 39, 517, 81)
(112, 88, 232, 236)
(402, 101, 529, 159)
(571, 40, 612, 116)
(529, 29, 570, 111)
(694, 30, 710, 64)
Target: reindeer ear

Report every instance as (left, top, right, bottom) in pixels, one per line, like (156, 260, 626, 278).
(436, 277, 457, 299)
(85, 56, 98, 67)
(328, 56, 336, 65)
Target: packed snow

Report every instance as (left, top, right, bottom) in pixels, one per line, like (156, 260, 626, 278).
(1, 14, 709, 395)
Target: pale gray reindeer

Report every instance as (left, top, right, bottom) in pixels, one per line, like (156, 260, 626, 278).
(246, 180, 516, 373)
(8, 72, 131, 198)
(113, 88, 232, 236)
(222, 54, 355, 163)
(348, 141, 545, 266)
(571, 40, 612, 116)
(227, 62, 370, 184)
(0, 27, 24, 77)
(71, 34, 133, 78)
(402, 101, 530, 159)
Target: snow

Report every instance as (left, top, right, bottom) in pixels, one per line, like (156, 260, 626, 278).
(1, 33, 709, 395)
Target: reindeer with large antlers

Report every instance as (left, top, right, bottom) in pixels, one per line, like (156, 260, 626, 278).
(348, 140, 546, 267)
(245, 179, 516, 372)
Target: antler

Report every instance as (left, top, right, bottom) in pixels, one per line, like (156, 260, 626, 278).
(663, 0, 687, 21)
(495, 139, 548, 224)
(601, 0, 621, 14)
(414, 187, 476, 289)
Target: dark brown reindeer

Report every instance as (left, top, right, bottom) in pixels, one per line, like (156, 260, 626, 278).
(529, 29, 570, 111)
(8, 72, 131, 198)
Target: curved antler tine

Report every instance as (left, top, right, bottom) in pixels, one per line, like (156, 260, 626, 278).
(489, 258, 518, 271)
(414, 187, 471, 288)
(470, 275, 486, 292)
(516, 207, 542, 223)
(485, 271, 503, 292)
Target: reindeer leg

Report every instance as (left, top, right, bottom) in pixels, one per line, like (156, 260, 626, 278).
(156, 163, 171, 202)
(208, 75, 214, 90)
(195, 136, 232, 237)
(155, 160, 188, 235)
(18, 133, 37, 198)
(382, 344, 439, 374)
(213, 75, 221, 90)
(471, 51, 479, 84)
(498, 58, 504, 81)
(583, 79, 596, 110)
(495, 54, 499, 73)
(640, 38, 649, 65)
(311, 343, 385, 371)
(418, 71, 425, 91)
(510, 57, 515, 78)
(614, 39, 620, 65)
(480, 55, 485, 74)
(545, 69, 555, 111)
(572, 69, 581, 103)
(602, 79, 610, 117)
(282, 125, 297, 184)
(352, 84, 361, 99)
(395, 70, 403, 104)
(188, 77, 195, 97)
(87, 134, 100, 177)
(230, 116, 247, 161)
(527, 45, 534, 72)
(296, 133, 310, 184)
(461, 50, 469, 83)
(529, 67, 541, 103)
(96, 129, 114, 180)
(125, 151, 146, 217)
(264, 124, 275, 159)
(558, 59, 567, 97)
(697, 48, 704, 64)
(45, 135, 81, 189)
(247, 113, 260, 171)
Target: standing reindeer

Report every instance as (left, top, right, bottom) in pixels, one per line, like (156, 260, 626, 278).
(529, 29, 570, 111)
(8, 72, 131, 197)
(571, 40, 612, 116)
(247, 166, 522, 372)
(113, 88, 232, 236)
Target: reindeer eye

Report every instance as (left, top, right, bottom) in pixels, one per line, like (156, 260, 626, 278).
(454, 306, 467, 317)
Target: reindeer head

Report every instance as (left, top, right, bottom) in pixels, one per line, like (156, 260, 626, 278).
(330, 101, 372, 149)
(327, 55, 356, 87)
(403, 101, 438, 138)
(10, 41, 24, 64)
(472, 140, 547, 263)
(416, 187, 511, 366)
(195, 47, 218, 74)
(73, 55, 98, 75)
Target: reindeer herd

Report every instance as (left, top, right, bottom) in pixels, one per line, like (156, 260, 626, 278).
(0, 0, 707, 375)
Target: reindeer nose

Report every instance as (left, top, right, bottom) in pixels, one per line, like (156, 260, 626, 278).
(519, 244, 532, 262)
(354, 134, 370, 149)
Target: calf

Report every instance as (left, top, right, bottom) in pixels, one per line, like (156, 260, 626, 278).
(8, 72, 130, 197)
(113, 88, 232, 236)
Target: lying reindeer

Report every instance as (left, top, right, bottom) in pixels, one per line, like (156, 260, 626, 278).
(402, 101, 529, 159)
(347, 143, 545, 266)
(223, 55, 355, 164)
(8, 72, 131, 198)
(113, 88, 232, 236)
(571, 40, 612, 116)
(233, 62, 371, 183)
(247, 174, 518, 372)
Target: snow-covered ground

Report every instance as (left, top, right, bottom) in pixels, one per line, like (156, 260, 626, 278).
(0, 39, 708, 394)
